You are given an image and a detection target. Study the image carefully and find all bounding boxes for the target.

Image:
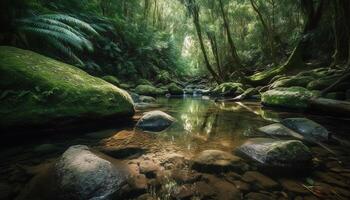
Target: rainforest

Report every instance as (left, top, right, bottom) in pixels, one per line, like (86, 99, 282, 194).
(0, 0, 350, 200)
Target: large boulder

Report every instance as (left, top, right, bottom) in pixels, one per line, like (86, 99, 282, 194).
(55, 145, 128, 200)
(101, 75, 120, 87)
(136, 110, 175, 132)
(167, 83, 183, 95)
(0, 46, 134, 129)
(281, 118, 329, 142)
(134, 85, 166, 96)
(258, 123, 304, 140)
(261, 87, 316, 109)
(191, 150, 247, 173)
(270, 76, 314, 89)
(211, 82, 245, 96)
(235, 138, 313, 170)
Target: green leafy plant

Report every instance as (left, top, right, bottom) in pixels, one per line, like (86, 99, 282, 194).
(14, 14, 99, 65)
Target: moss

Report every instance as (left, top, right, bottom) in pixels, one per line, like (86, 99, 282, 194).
(0, 46, 134, 128)
(211, 82, 244, 96)
(134, 84, 166, 96)
(261, 87, 316, 109)
(325, 92, 346, 100)
(307, 79, 336, 90)
(249, 65, 286, 85)
(101, 75, 120, 86)
(137, 79, 153, 86)
(167, 83, 183, 95)
(156, 70, 171, 84)
(270, 76, 314, 89)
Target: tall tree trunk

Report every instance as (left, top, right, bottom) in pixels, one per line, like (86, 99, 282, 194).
(207, 31, 224, 79)
(188, 0, 221, 83)
(250, 0, 277, 65)
(218, 0, 242, 70)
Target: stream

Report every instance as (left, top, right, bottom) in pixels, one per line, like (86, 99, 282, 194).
(1, 97, 350, 200)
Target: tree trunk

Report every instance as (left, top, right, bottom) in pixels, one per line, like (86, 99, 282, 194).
(207, 31, 224, 80)
(218, 0, 242, 69)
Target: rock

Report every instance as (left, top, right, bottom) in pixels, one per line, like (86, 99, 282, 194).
(99, 145, 146, 159)
(122, 174, 148, 198)
(258, 123, 304, 140)
(245, 192, 274, 200)
(346, 90, 350, 100)
(278, 179, 309, 194)
(194, 181, 216, 198)
(101, 75, 120, 86)
(307, 78, 337, 90)
(261, 87, 316, 109)
(135, 85, 166, 96)
(232, 181, 251, 193)
(171, 184, 195, 200)
(211, 179, 242, 200)
(171, 170, 201, 184)
(233, 87, 259, 100)
(242, 171, 279, 190)
(136, 110, 175, 132)
(271, 76, 314, 89)
(211, 82, 245, 96)
(139, 96, 156, 103)
(0, 46, 134, 129)
(119, 83, 132, 90)
(235, 138, 313, 170)
(192, 150, 247, 173)
(167, 83, 183, 95)
(137, 79, 153, 86)
(55, 145, 128, 200)
(156, 70, 171, 84)
(281, 118, 329, 142)
(139, 160, 160, 178)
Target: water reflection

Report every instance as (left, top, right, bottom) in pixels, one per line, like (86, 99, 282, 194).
(152, 98, 271, 153)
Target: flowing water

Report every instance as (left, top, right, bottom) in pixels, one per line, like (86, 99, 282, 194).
(1, 97, 350, 199)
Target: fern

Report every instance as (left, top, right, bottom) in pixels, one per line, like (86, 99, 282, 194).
(14, 14, 99, 65)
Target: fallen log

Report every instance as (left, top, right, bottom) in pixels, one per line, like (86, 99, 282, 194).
(309, 98, 350, 116)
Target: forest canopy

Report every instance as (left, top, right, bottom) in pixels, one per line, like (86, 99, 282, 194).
(0, 0, 349, 84)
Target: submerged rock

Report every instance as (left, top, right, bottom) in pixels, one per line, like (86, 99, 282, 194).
(258, 123, 304, 140)
(136, 110, 175, 132)
(261, 87, 316, 109)
(0, 46, 134, 129)
(281, 118, 329, 142)
(55, 145, 127, 200)
(191, 150, 247, 173)
(235, 138, 313, 170)
(242, 171, 279, 190)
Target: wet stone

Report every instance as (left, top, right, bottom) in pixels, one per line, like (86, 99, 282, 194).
(278, 179, 309, 194)
(242, 171, 279, 190)
(121, 174, 148, 198)
(171, 184, 195, 200)
(192, 150, 247, 173)
(235, 138, 313, 170)
(139, 160, 160, 178)
(171, 170, 202, 184)
(281, 118, 329, 142)
(136, 110, 175, 132)
(99, 145, 146, 159)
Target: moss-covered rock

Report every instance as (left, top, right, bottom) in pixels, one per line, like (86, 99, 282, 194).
(101, 75, 120, 86)
(0, 46, 134, 129)
(156, 70, 171, 84)
(307, 79, 336, 90)
(134, 85, 166, 96)
(261, 87, 316, 109)
(167, 83, 183, 95)
(211, 82, 245, 96)
(137, 79, 153, 86)
(270, 76, 314, 89)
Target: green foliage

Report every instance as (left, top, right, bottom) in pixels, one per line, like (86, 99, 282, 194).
(14, 14, 99, 65)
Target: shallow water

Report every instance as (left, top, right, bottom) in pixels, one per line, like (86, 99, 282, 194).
(1, 97, 350, 200)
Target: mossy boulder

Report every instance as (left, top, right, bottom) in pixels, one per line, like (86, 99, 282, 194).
(101, 75, 120, 86)
(137, 79, 153, 86)
(270, 76, 314, 89)
(0, 46, 134, 129)
(211, 82, 245, 96)
(167, 83, 183, 95)
(325, 92, 346, 100)
(134, 85, 166, 96)
(156, 70, 171, 84)
(261, 87, 316, 109)
(307, 79, 335, 90)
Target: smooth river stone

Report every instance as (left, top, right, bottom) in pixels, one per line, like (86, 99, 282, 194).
(235, 138, 313, 170)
